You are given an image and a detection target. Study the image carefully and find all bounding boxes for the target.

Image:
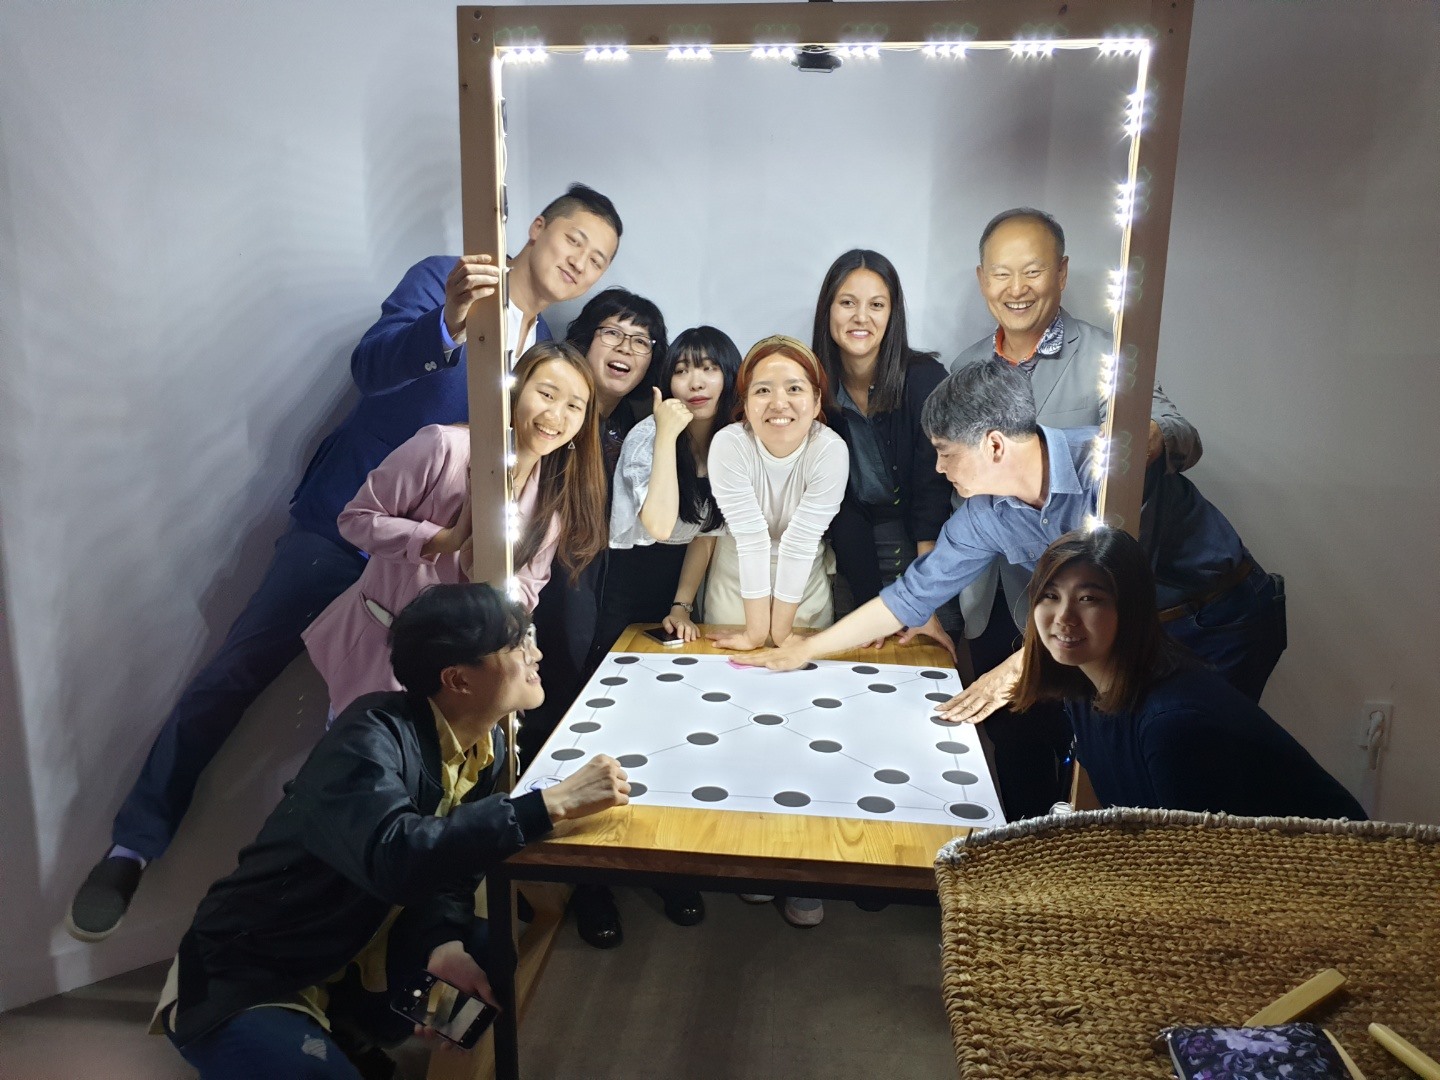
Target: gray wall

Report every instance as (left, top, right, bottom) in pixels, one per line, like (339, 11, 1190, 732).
(1, 0, 1436, 1010)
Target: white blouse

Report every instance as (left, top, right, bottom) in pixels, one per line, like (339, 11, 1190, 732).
(707, 421, 849, 603)
(609, 416, 723, 549)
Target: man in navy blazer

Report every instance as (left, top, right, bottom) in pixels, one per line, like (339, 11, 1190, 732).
(68, 184, 623, 943)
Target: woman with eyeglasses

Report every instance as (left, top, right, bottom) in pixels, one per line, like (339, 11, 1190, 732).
(1012, 527, 1364, 819)
(301, 342, 607, 716)
(522, 288, 670, 763)
(595, 326, 742, 653)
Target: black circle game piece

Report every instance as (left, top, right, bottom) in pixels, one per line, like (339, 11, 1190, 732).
(802, 662, 818, 670)
(858, 796, 895, 814)
(943, 770, 979, 785)
(920, 670, 948, 680)
(614, 656, 640, 664)
(551, 748, 584, 761)
(935, 741, 970, 754)
(628, 782, 647, 797)
(948, 802, 990, 820)
(570, 721, 600, 733)
(774, 791, 811, 807)
(585, 698, 614, 708)
(600, 676, 628, 686)
(851, 665, 879, 674)
(868, 683, 896, 694)
(673, 656, 699, 666)
(687, 732, 719, 745)
(752, 713, 785, 726)
(657, 672, 683, 682)
(930, 714, 957, 726)
(809, 739, 842, 753)
(616, 754, 648, 768)
(701, 691, 730, 702)
(812, 698, 841, 709)
(925, 692, 950, 703)
(874, 769, 909, 784)
(692, 786, 728, 802)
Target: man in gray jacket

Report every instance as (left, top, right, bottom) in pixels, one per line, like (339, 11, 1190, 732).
(949, 207, 1203, 816)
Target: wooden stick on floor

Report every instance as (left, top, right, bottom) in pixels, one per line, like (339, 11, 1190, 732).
(1368, 1023, 1440, 1080)
(1244, 968, 1346, 1026)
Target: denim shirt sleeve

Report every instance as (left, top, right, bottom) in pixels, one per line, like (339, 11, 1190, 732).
(880, 502, 1000, 627)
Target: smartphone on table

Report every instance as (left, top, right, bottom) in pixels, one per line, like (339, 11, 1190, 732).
(390, 971, 498, 1049)
(643, 625, 685, 646)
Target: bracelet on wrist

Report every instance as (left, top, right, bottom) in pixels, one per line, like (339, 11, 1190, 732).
(671, 600, 693, 613)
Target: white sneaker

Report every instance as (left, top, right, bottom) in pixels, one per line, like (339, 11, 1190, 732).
(739, 893, 774, 904)
(782, 897, 824, 928)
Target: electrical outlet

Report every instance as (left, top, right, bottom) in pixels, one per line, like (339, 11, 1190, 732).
(1358, 700, 1392, 771)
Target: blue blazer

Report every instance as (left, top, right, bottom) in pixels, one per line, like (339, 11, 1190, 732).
(289, 256, 551, 547)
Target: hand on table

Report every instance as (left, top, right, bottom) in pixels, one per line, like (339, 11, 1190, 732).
(442, 255, 501, 346)
(729, 643, 810, 671)
(541, 754, 630, 822)
(417, 940, 496, 1046)
(934, 651, 1021, 724)
(708, 627, 766, 652)
(662, 607, 700, 642)
(893, 614, 958, 665)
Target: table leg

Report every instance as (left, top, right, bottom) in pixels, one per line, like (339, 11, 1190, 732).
(487, 868, 520, 1080)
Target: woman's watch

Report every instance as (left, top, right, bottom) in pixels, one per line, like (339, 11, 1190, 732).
(671, 600, 694, 613)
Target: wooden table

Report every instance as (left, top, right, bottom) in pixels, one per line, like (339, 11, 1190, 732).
(483, 625, 972, 1080)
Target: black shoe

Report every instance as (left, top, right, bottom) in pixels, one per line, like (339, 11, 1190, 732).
(573, 885, 622, 949)
(657, 888, 705, 927)
(66, 855, 144, 942)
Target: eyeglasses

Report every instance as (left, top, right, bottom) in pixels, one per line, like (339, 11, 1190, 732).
(594, 325, 654, 356)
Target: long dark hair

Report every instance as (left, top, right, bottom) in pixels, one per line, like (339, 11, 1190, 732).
(810, 249, 934, 415)
(565, 287, 669, 399)
(1013, 527, 1190, 715)
(510, 342, 608, 583)
(658, 326, 741, 530)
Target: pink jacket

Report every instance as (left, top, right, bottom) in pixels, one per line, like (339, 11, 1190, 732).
(302, 424, 559, 714)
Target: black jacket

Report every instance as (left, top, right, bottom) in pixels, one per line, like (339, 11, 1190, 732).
(172, 691, 552, 1046)
(827, 356, 952, 604)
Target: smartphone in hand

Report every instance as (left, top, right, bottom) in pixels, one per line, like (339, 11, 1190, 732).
(390, 971, 498, 1049)
(643, 625, 685, 647)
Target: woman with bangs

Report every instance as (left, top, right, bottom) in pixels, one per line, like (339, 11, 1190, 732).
(1013, 527, 1363, 819)
(706, 335, 849, 928)
(301, 341, 607, 716)
(596, 325, 742, 654)
(567, 327, 742, 951)
(811, 250, 952, 621)
(706, 335, 850, 649)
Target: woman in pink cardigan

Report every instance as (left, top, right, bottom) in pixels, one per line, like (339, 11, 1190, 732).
(303, 341, 607, 714)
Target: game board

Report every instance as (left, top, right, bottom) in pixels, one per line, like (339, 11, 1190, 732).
(517, 653, 1005, 828)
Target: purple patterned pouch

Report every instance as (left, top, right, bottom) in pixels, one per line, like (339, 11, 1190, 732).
(1166, 1022, 1348, 1079)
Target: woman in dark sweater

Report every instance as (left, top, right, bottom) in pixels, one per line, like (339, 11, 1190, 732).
(1012, 527, 1363, 819)
(810, 250, 953, 628)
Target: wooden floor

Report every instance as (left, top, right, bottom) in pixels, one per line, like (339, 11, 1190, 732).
(0, 888, 959, 1080)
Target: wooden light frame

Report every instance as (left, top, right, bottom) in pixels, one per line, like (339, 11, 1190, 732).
(457, 0, 1195, 580)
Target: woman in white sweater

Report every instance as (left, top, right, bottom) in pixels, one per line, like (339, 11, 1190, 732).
(707, 335, 849, 928)
(707, 336, 849, 648)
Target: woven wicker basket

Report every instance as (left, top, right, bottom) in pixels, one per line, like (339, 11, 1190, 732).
(935, 808, 1440, 1078)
